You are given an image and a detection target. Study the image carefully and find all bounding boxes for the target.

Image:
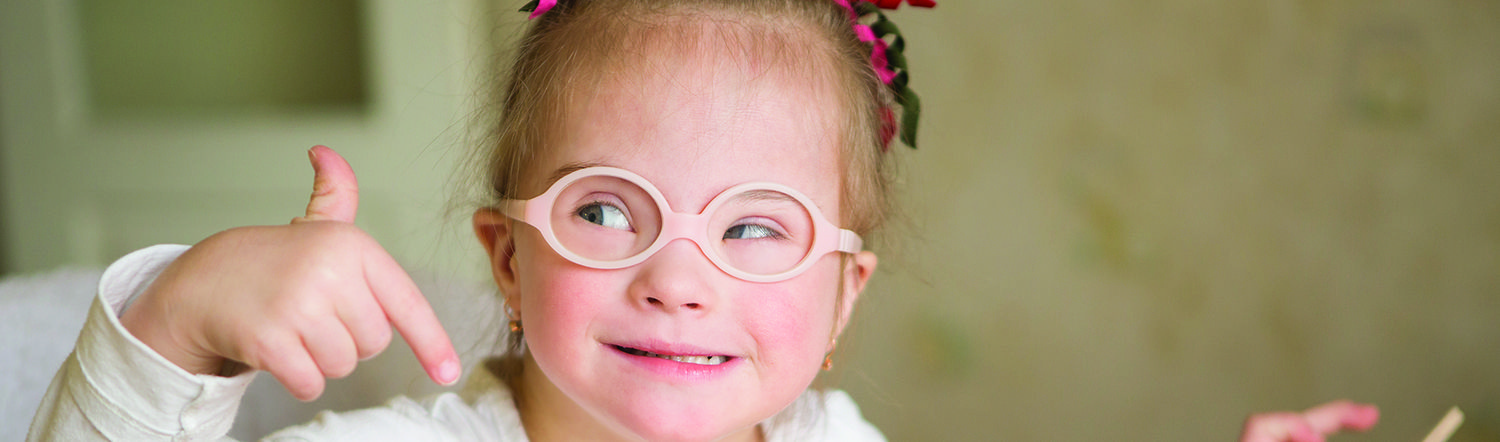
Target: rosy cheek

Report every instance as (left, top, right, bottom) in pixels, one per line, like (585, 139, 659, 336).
(739, 277, 839, 366)
(529, 266, 613, 329)
(514, 234, 613, 342)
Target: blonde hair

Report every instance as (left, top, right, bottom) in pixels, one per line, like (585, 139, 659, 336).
(472, 0, 898, 244)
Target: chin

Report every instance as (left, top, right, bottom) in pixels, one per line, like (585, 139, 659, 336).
(605, 399, 760, 442)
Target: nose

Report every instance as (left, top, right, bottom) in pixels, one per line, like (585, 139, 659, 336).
(628, 239, 720, 314)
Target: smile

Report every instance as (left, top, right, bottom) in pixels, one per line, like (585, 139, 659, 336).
(612, 345, 730, 366)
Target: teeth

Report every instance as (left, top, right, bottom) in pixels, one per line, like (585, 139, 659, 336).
(667, 355, 725, 365)
(620, 346, 727, 365)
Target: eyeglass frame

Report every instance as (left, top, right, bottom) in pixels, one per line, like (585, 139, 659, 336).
(500, 166, 864, 283)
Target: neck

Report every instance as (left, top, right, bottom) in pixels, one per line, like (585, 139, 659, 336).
(505, 354, 764, 442)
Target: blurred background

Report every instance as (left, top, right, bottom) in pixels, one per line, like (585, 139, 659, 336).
(1, 0, 1495, 441)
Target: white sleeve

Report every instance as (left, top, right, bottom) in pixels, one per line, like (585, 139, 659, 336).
(27, 245, 257, 441)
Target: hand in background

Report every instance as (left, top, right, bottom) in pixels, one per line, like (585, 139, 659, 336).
(1240, 400, 1380, 442)
(119, 146, 460, 401)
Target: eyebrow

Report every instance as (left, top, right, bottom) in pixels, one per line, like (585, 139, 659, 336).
(737, 189, 801, 205)
(544, 160, 612, 186)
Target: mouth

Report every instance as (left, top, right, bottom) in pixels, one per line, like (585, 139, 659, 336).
(611, 344, 732, 366)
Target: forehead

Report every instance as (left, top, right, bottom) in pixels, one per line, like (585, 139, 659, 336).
(527, 18, 845, 214)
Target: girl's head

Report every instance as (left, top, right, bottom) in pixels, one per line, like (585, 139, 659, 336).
(470, 1, 903, 440)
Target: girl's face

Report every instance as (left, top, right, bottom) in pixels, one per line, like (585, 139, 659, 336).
(475, 37, 877, 441)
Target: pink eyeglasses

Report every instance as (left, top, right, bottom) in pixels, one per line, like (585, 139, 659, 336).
(502, 167, 863, 283)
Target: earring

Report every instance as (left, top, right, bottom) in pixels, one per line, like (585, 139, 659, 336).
(505, 304, 523, 333)
(821, 338, 838, 371)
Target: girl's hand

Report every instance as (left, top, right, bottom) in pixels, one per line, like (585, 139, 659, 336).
(118, 146, 460, 401)
(1240, 400, 1380, 442)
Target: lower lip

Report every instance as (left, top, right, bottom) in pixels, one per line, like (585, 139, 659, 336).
(606, 344, 740, 380)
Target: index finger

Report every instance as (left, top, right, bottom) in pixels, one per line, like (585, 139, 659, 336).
(360, 246, 461, 386)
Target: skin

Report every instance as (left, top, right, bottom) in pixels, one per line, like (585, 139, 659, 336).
(472, 30, 877, 441)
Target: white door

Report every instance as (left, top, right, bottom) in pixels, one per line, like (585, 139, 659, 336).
(0, 0, 494, 277)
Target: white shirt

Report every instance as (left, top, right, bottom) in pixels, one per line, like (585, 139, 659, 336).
(27, 245, 886, 441)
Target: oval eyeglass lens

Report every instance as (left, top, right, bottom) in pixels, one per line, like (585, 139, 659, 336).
(549, 175, 663, 263)
(708, 189, 816, 276)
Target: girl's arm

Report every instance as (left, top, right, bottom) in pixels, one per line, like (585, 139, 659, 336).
(29, 244, 255, 440)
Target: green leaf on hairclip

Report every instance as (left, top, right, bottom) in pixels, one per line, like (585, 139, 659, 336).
(899, 89, 921, 148)
(886, 45, 908, 71)
(891, 71, 909, 101)
(887, 71, 921, 148)
(870, 18, 900, 39)
(519, 0, 540, 13)
(874, 19, 907, 53)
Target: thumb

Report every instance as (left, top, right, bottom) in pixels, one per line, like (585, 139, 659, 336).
(293, 145, 359, 224)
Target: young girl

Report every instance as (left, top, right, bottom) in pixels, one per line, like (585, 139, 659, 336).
(28, 1, 1379, 440)
(31, 0, 913, 440)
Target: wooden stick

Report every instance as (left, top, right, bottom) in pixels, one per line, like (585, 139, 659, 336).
(1420, 407, 1464, 442)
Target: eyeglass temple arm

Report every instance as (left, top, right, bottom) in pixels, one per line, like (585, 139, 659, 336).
(500, 199, 528, 222)
(838, 229, 864, 253)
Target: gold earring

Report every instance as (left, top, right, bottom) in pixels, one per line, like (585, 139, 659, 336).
(821, 338, 837, 371)
(505, 304, 523, 333)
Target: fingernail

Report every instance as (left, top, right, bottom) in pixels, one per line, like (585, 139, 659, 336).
(437, 358, 461, 385)
(308, 146, 320, 162)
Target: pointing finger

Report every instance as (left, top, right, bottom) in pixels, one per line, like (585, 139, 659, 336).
(294, 145, 360, 224)
(360, 245, 461, 386)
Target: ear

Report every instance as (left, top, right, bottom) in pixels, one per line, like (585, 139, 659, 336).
(473, 209, 521, 315)
(833, 250, 878, 340)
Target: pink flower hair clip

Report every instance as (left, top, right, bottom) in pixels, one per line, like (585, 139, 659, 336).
(833, 0, 935, 150)
(519, 0, 935, 149)
(520, 0, 556, 19)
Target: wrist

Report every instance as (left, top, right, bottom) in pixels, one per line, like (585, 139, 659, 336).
(119, 284, 227, 376)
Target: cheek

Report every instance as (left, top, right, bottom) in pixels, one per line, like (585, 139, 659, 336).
(739, 260, 843, 365)
(513, 233, 615, 341)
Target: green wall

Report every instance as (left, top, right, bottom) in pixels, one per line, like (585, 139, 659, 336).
(844, 1, 1499, 440)
(3, 1, 1494, 440)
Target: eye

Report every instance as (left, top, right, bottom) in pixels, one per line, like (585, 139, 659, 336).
(723, 223, 785, 240)
(576, 203, 632, 231)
